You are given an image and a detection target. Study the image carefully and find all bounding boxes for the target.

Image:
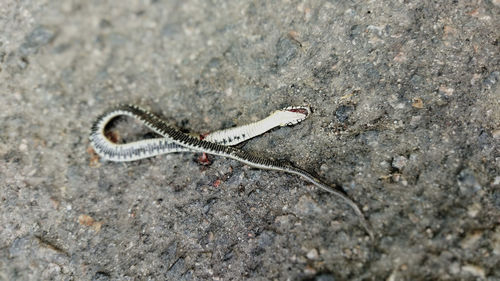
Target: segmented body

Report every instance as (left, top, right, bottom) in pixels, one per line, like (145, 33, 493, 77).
(89, 104, 373, 238)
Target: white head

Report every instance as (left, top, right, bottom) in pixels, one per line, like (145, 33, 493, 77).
(273, 106, 311, 126)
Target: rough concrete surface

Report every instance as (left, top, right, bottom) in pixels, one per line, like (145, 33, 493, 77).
(0, 0, 499, 280)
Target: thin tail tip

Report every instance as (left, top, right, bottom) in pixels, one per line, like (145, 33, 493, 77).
(362, 220, 376, 241)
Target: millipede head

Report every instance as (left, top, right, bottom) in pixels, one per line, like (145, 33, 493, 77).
(276, 106, 311, 126)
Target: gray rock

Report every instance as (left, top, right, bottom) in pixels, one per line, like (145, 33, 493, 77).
(0, 0, 498, 280)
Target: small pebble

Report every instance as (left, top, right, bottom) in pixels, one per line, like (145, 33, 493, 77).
(461, 264, 485, 279)
(493, 176, 500, 186)
(306, 248, 319, 260)
(460, 230, 482, 249)
(410, 115, 422, 127)
(78, 214, 94, 226)
(449, 262, 460, 274)
(492, 129, 500, 140)
(19, 139, 28, 152)
(412, 98, 424, 108)
(467, 203, 481, 218)
(392, 156, 408, 170)
(439, 85, 454, 96)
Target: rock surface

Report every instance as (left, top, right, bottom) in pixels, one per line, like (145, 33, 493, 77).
(0, 0, 499, 280)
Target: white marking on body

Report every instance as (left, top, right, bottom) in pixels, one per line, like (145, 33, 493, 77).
(88, 104, 373, 239)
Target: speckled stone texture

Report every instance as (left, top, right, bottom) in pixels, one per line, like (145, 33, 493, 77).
(1, 0, 499, 280)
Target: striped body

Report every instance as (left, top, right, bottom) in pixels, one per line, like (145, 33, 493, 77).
(89, 104, 373, 238)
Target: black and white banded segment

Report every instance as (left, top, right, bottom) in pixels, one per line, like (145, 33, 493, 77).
(89, 104, 373, 239)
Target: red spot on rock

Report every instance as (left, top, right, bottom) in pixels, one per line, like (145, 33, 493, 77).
(213, 179, 221, 188)
(87, 146, 100, 167)
(198, 152, 211, 165)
